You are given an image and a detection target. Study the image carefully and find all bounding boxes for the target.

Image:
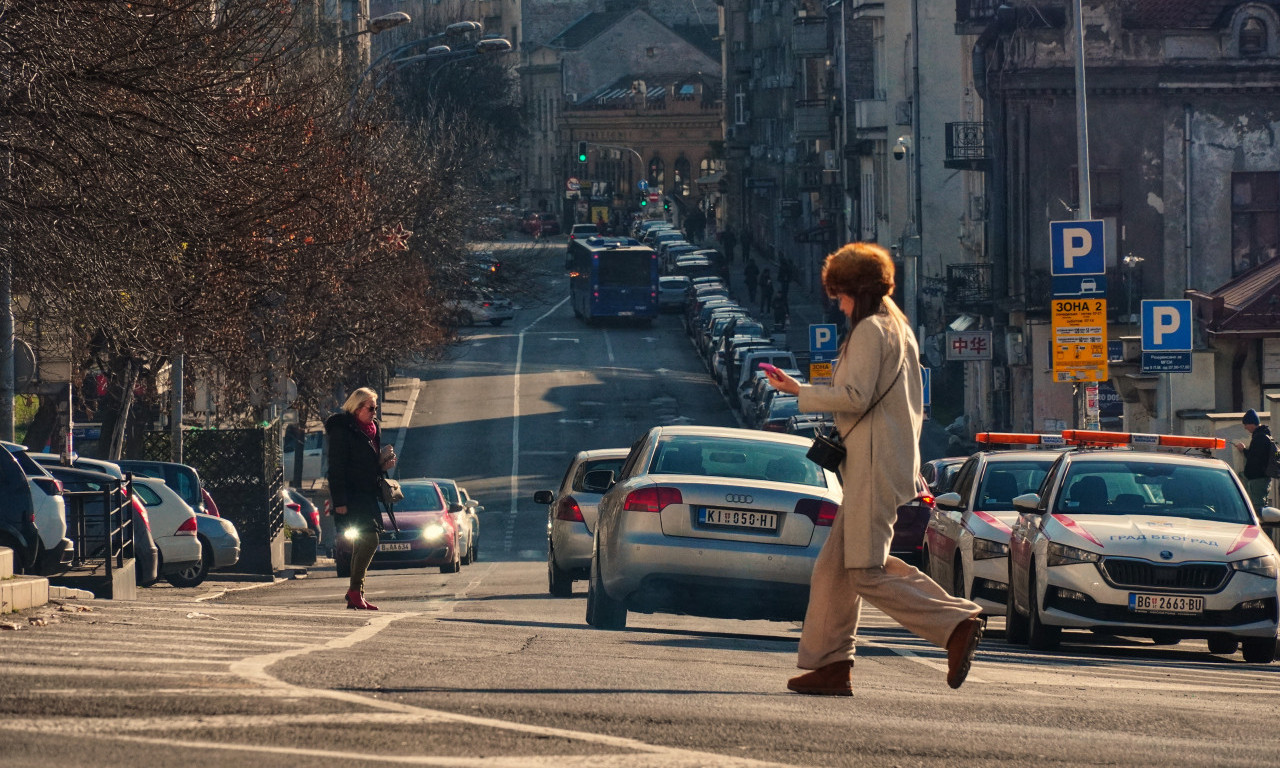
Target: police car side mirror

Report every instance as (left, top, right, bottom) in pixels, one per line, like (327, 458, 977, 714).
(935, 491, 963, 511)
(533, 490, 553, 505)
(1012, 493, 1042, 513)
(1258, 506, 1280, 524)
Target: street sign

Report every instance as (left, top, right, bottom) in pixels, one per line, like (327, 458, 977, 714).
(809, 361, 833, 385)
(1051, 275, 1107, 298)
(637, 179, 649, 191)
(1141, 299, 1192, 351)
(1141, 351, 1192, 373)
(945, 331, 992, 361)
(1050, 220, 1106, 276)
(647, 191, 660, 205)
(809, 323, 838, 363)
(1051, 297, 1108, 382)
(566, 177, 580, 191)
(922, 367, 931, 406)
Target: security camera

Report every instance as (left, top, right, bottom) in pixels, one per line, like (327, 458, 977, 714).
(893, 137, 910, 161)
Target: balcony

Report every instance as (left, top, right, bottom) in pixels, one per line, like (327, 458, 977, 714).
(853, 98, 887, 130)
(792, 17, 828, 57)
(794, 100, 829, 139)
(955, 0, 1001, 32)
(946, 263, 993, 312)
(944, 121, 991, 171)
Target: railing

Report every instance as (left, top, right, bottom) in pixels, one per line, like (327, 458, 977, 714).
(63, 478, 135, 579)
(794, 99, 829, 139)
(955, 0, 1002, 25)
(944, 121, 991, 170)
(946, 263, 993, 309)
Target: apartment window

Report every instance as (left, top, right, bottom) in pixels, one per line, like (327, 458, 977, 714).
(1241, 17, 1268, 56)
(674, 157, 691, 197)
(1232, 172, 1280, 274)
(648, 157, 665, 191)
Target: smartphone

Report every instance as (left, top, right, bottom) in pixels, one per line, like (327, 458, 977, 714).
(758, 362, 780, 375)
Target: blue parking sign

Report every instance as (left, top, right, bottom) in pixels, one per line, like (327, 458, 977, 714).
(1141, 300, 1192, 352)
(809, 324, 838, 363)
(921, 367, 931, 407)
(1050, 220, 1105, 276)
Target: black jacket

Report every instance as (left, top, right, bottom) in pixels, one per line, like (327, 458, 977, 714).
(325, 411, 383, 528)
(1243, 424, 1274, 480)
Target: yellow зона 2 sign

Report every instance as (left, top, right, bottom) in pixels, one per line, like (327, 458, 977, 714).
(1051, 297, 1108, 382)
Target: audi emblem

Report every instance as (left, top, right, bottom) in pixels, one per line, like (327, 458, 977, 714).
(724, 493, 754, 504)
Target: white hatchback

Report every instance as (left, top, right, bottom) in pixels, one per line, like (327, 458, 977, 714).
(130, 476, 202, 581)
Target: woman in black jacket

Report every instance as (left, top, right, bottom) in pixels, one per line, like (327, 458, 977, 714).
(326, 387, 396, 609)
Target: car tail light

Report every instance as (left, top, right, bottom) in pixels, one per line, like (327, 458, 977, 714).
(795, 498, 838, 527)
(308, 509, 320, 528)
(556, 496, 585, 523)
(623, 486, 682, 513)
(131, 496, 152, 532)
(286, 501, 302, 515)
(918, 493, 936, 507)
(33, 476, 62, 496)
(176, 516, 198, 536)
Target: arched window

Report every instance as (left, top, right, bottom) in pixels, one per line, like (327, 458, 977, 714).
(1241, 17, 1268, 56)
(648, 157, 665, 191)
(673, 156, 691, 197)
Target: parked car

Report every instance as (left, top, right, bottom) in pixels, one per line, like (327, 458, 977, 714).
(523, 212, 561, 236)
(45, 464, 159, 587)
(420, 478, 476, 565)
(333, 479, 461, 575)
(921, 456, 968, 495)
(534, 448, 630, 597)
(0, 446, 40, 573)
(657, 275, 691, 311)
(457, 487, 482, 562)
(130, 476, 203, 586)
(172, 513, 239, 587)
(116, 459, 212, 516)
(448, 290, 515, 327)
(282, 429, 325, 484)
(586, 426, 841, 629)
(282, 487, 322, 544)
(924, 449, 1059, 614)
(3, 442, 71, 574)
(567, 223, 598, 244)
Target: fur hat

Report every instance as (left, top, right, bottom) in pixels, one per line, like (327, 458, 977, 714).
(1243, 409, 1260, 426)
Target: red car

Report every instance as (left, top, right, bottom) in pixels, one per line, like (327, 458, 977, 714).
(333, 480, 463, 575)
(522, 212, 561, 236)
(891, 474, 936, 565)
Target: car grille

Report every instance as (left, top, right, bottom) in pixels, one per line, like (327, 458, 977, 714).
(1100, 558, 1229, 592)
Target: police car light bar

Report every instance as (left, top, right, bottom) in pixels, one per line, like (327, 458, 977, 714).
(975, 433, 1068, 446)
(1059, 430, 1226, 450)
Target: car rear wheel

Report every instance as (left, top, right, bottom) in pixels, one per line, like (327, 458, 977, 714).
(585, 552, 626, 629)
(1241, 636, 1277, 664)
(166, 535, 212, 588)
(1207, 636, 1239, 655)
(1005, 567, 1029, 644)
(548, 543, 573, 597)
(1026, 567, 1061, 651)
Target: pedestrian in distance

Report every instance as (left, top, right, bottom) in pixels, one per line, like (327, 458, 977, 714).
(758, 268, 774, 314)
(1234, 408, 1273, 511)
(326, 387, 397, 611)
(778, 256, 793, 301)
(771, 291, 789, 333)
(721, 228, 737, 264)
(762, 242, 983, 696)
(743, 258, 759, 303)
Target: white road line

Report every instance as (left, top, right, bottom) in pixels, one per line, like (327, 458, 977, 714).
(603, 328, 614, 364)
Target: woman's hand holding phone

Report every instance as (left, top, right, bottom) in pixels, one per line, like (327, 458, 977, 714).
(759, 362, 800, 395)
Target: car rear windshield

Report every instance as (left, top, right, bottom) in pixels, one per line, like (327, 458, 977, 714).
(649, 436, 827, 488)
(399, 483, 445, 511)
(1054, 460, 1251, 524)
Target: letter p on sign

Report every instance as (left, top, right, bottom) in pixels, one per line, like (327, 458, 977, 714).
(1141, 299, 1192, 352)
(1050, 220, 1105, 276)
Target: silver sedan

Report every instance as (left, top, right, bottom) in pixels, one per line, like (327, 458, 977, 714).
(534, 448, 630, 597)
(586, 426, 841, 629)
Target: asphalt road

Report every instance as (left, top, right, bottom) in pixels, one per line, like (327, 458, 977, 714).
(2, 241, 1278, 766)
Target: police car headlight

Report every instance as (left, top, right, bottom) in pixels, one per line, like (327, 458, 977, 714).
(343, 527, 361, 541)
(972, 538, 1010, 560)
(422, 523, 446, 541)
(1047, 542, 1101, 567)
(1231, 554, 1278, 579)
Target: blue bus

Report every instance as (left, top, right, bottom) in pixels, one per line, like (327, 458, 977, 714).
(567, 236, 659, 323)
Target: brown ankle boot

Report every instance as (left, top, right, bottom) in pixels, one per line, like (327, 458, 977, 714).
(787, 660, 853, 696)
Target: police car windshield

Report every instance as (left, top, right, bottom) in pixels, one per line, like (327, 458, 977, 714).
(1054, 461, 1253, 524)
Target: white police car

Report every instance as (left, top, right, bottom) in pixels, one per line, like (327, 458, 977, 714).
(1006, 431, 1280, 663)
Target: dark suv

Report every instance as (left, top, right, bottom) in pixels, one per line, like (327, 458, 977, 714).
(0, 447, 39, 573)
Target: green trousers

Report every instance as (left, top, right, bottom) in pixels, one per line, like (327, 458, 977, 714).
(348, 533, 378, 593)
(1245, 477, 1269, 513)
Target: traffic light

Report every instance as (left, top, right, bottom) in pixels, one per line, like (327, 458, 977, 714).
(639, 197, 647, 207)
(663, 199, 670, 211)
(576, 141, 588, 163)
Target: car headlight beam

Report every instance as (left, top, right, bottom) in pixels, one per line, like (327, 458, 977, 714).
(422, 523, 446, 541)
(343, 527, 360, 541)
(1046, 541, 1101, 567)
(1231, 553, 1278, 579)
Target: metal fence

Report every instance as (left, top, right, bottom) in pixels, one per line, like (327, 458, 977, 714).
(63, 479, 135, 578)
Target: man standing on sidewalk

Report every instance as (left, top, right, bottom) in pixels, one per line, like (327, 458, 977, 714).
(744, 258, 759, 304)
(1234, 409, 1274, 511)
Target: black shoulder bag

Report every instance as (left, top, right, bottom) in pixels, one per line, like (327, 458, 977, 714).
(806, 366, 904, 472)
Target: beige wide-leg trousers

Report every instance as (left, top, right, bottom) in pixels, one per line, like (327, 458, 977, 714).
(797, 505, 981, 670)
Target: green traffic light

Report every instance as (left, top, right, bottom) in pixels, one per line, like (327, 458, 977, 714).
(640, 199, 647, 206)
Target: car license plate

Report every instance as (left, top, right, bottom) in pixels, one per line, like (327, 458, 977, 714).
(378, 542, 412, 552)
(699, 507, 778, 531)
(1128, 593, 1204, 614)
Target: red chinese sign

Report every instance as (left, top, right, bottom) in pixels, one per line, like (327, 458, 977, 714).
(946, 331, 992, 361)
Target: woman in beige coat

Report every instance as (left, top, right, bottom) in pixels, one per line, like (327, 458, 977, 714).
(764, 242, 983, 695)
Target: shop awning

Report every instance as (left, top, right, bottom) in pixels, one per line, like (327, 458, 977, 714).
(1187, 257, 1280, 338)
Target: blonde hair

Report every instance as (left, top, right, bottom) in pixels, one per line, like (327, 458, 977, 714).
(342, 387, 378, 415)
(821, 242, 909, 331)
